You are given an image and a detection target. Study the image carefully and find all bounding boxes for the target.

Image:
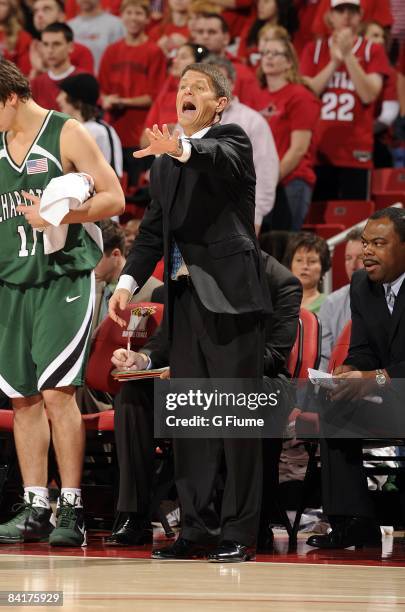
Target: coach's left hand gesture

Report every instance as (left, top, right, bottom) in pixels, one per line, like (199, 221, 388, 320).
(16, 191, 50, 229)
(134, 124, 183, 158)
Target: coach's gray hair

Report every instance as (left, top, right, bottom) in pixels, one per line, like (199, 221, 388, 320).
(180, 63, 232, 100)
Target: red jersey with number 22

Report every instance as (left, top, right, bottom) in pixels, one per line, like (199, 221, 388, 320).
(300, 37, 390, 169)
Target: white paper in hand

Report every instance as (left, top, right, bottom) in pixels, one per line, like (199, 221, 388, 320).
(308, 368, 338, 389)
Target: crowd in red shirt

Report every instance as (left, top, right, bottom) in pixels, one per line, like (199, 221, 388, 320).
(4, 0, 404, 228)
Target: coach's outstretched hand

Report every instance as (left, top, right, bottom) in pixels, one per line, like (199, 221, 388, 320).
(133, 124, 183, 158)
(109, 288, 131, 327)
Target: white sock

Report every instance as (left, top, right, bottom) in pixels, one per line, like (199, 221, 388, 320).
(24, 487, 50, 509)
(59, 488, 83, 508)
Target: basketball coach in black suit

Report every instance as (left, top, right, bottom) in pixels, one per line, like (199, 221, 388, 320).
(308, 207, 405, 549)
(107, 253, 302, 550)
(109, 64, 271, 562)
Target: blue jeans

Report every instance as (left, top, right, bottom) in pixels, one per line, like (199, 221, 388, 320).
(262, 179, 313, 232)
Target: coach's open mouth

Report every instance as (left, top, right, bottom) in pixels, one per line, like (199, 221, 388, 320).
(182, 101, 197, 116)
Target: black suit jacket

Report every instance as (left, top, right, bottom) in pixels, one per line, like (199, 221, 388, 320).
(141, 254, 301, 376)
(123, 123, 271, 316)
(262, 253, 302, 378)
(344, 269, 405, 378)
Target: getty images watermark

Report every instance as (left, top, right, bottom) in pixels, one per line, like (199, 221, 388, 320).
(153, 377, 405, 439)
(154, 378, 295, 438)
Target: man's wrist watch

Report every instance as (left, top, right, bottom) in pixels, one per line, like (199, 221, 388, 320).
(375, 369, 387, 386)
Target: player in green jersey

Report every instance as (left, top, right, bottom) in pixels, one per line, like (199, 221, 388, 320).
(0, 59, 125, 547)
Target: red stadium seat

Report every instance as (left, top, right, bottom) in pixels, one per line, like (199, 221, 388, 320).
(0, 410, 13, 432)
(327, 320, 351, 372)
(152, 259, 164, 282)
(370, 169, 405, 211)
(302, 223, 345, 240)
(295, 321, 351, 440)
(373, 193, 405, 211)
(287, 308, 322, 379)
(371, 168, 405, 195)
(305, 200, 375, 229)
(82, 411, 115, 432)
(85, 302, 164, 396)
(324, 200, 375, 225)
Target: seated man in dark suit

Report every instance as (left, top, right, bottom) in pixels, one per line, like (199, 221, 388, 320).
(107, 253, 302, 548)
(308, 207, 405, 549)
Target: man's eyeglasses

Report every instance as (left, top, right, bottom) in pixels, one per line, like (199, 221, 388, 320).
(261, 50, 287, 58)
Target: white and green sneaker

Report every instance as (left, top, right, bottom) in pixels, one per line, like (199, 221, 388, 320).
(0, 493, 54, 544)
(49, 493, 87, 547)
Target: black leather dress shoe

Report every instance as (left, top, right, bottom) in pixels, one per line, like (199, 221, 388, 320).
(207, 540, 255, 563)
(151, 537, 209, 559)
(257, 526, 274, 553)
(306, 517, 381, 549)
(105, 514, 153, 546)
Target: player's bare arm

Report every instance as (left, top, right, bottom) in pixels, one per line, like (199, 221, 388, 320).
(60, 119, 125, 222)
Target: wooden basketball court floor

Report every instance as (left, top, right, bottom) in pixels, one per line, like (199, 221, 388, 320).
(0, 531, 404, 611)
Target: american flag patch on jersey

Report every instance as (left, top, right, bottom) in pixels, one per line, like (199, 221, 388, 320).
(26, 157, 48, 175)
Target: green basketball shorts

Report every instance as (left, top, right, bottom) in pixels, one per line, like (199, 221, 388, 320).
(0, 272, 95, 398)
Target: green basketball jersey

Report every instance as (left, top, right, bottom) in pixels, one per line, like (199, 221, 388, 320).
(0, 110, 102, 287)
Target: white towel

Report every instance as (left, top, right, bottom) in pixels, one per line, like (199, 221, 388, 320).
(38, 173, 94, 254)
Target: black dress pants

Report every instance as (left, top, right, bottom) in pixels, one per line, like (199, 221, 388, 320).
(114, 380, 155, 517)
(169, 280, 265, 546)
(320, 438, 375, 520)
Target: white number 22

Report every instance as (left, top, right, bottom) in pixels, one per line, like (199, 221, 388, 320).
(321, 92, 355, 121)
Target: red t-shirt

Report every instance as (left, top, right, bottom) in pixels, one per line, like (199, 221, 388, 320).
(293, 0, 321, 55)
(225, 52, 262, 107)
(98, 39, 167, 148)
(300, 37, 391, 168)
(144, 74, 179, 128)
(30, 67, 82, 111)
(222, 0, 254, 39)
(64, 0, 121, 19)
(237, 16, 258, 66)
(0, 29, 32, 75)
(70, 41, 94, 74)
(252, 82, 320, 186)
(312, 0, 393, 38)
(148, 22, 189, 44)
